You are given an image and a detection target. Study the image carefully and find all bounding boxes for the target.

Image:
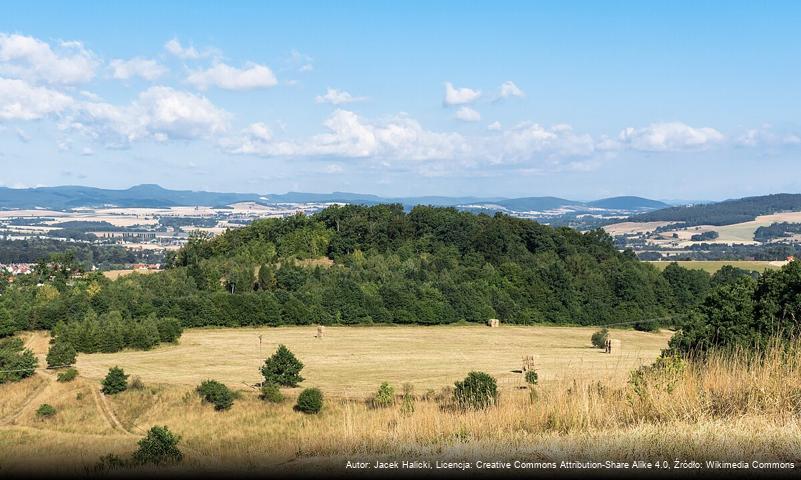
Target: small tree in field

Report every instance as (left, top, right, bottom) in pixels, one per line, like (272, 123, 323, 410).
(525, 369, 538, 385)
(47, 339, 77, 368)
(371, 382, 395, 408)
(132, 425, 183, 465)
(591, 328, 609, 349)
(260, 383, 283, 403)
(261, 344, 304, 387)
(454, 371, 498, 410)
(101, 366, 128, 395)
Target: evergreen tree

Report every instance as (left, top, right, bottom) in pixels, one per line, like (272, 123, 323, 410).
(261, 344, 304, 387)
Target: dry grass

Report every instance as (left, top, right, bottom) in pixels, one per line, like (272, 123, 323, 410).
(5, 330, 801, 474)
(74, 326, 671, 397)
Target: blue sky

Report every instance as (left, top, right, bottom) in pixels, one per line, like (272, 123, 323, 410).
(0, 1, 799, 200)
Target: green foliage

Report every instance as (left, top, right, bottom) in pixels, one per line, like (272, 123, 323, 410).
(36, 403, 56, 418)
(453, 371, 498, 409)
(46, 339, 76, 368)
(132, 426, 183, 465)
(629, 353, 687, 397)
(400, 383, 415, 416)
(295, 387, 324, 414)
(57, 368, 78, 382)
(196, 380, 235, 411)
(156, 317, 183, 343)
(370, 382, 395, 408)
(0, 337, 37, 384)
(591, 328, 609, 349)
(101, 366, 128, 395)
(261, 344, 304, 387)
(525, 369, 539, 385)
(53, 310, 182, 354)
(259, 383, 283, 403)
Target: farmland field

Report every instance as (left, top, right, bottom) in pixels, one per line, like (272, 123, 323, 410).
(646, 260, 783, 274)
(72, 326, 672, 397)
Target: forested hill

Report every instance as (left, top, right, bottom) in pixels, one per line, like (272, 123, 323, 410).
(3, 205, 713, 339)
(628, 193, 801, 226)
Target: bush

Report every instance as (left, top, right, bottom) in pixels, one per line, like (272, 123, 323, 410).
(101, 366, 129, 395)
(370, 382, 395, 408)
(525, 369, 538, 385)
(633, 320, 659, 332)
(260, 383, 283, 403)
(400, 383, 415, 416)
(261, 344, 304, 387)
(57, 368, 78, 382)
(129, 375, 144, 390)
(591, 328, 609, 349)
(156, 317, 183, 344)
(46, 339, 77, 368)
(132, 425, 183, 465)
(295, 387, 323, 414)
(36, 403, 56, 418)
(453, 371, 498, 409)
(0, 337, 37, 384)
(196, 380, 235, 411)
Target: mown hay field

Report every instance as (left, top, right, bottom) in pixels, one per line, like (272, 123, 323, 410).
(73, 326, 672, 397)
(647, 260, 781, 274)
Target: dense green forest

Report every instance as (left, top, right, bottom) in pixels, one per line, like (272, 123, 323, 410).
(630, 193, 801, 226)
(1, 205, 693, 339)
(0, 238, 161, 267)
(754, 222, 801, 242)
(2, 204, 800, 357)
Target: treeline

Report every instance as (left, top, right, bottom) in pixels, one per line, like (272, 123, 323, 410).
(670, 261, 801, 353)
(630, 194, 801, 227)
(53, 312, 182, 353)
(754, 222, 801, 242)
(1, 205, 714, 343)
(0, 238, 162, 267)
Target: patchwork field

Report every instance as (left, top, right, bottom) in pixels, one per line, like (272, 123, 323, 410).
(73, 326, 671, 397)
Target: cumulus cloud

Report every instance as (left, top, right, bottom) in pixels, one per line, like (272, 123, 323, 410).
(225, 109, 468, 161)
(187, 62, 277, 90)
(63, 86, 229, 146)
(617, 122, 725, 151)
(454, 106, 481, 122)
(0, 33, 98, 84)
(0, 77, 74, 120)
(443, 82, 481, 106)
(315, 88, 366, 105)
(163, 38, 218, 60)
(109, 57, 167, 81)
(500, 122, 596, 161)
(487, 121, 502, 131)
(498, 81, 524, 99)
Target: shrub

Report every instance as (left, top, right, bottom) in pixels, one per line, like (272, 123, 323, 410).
(132, 425, 183, 465)
(591, 328, 609, 349)
(525, 369, 538, 385)
(36, 403, 56, 418)
(196, 380, 235, 411)
(101, 366, 129, 395)
(46, 339, 77, 368)
(454, 371, 498, 409)
(261, 344, 304, 387)
(633, 320, 659, 332)
(295, 387, 323, 414)
(57, 368, 78, 382)
(156, 317, 183, 343)
(400, 383, 415, 416)
(129, 375, 144, 390)
(260, 383, 283, 403)
(370, 382, 395, 408)
(0, 337, 37, 384)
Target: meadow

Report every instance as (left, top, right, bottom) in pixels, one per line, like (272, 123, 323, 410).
(3, 327, 801, 475)
(646, 260, 781, 274)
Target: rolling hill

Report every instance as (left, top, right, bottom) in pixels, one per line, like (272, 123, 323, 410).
(629, 193, 801, 226)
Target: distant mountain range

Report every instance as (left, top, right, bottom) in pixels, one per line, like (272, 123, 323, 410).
(0, 184, 671, 215)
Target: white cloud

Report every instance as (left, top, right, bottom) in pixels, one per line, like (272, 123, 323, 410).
(163, 38, 217, 60)
(443, 82, 481, 106)
(187, 62, 277, 90)
(226, 109, 468, 161)
(286, 49, 314, 73)
(109, 57, 167, 81)
(0, 77, 74, 120)
(618, 122, 725, 151)
(81, 146, 94, 156)
(315, 88, 366, 105)
(501, 122, 596, 161)
(736, 124, 801, 148)
(454, 106, 481, 122)
(0, 33, 98, 84)
(487, 121, 502, 131)
(64, 86, 229, 146)
(498, 81, 525, 98)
